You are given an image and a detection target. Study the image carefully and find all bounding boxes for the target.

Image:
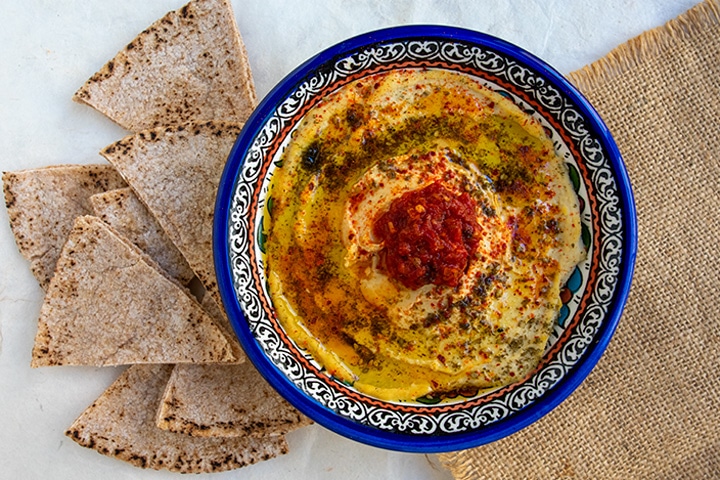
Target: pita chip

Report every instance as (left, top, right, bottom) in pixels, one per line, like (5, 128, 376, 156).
(200, 289, 227, 326)
(101, 121, 243, 309)
(89, 188, 246, 363)
(66, 364, 289, 473)
(157, 363, 312, 438)
(73, 0, 256, 131)
(31, 215, 236, 367)
(199, 289, 246, 363)
(90, 187, 195, 285)
(2, 164, 127, 290)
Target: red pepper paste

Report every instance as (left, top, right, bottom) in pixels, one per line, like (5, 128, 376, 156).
(373, 181, 481, 290)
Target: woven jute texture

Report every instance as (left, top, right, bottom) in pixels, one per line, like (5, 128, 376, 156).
(439, 1, 720, 479)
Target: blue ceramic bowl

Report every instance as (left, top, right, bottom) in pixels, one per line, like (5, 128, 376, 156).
(214, 25, 637, 453)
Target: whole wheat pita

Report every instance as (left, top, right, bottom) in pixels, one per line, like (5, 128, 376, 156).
(90, 187, 195, 285)
(91, 187, 246, 363)
(199, 289, 247, 363)
(100, 121, 243, 311)
(73, 0, 256, 132)
(66, 364, 288, 473)
(32, 215, 236, 367)
(200, 289, 227, 326)
(2, 164, 127, 290)
(157, 363, 312, 438)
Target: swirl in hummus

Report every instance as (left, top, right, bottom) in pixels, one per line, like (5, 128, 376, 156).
(265, 68, 585, 402)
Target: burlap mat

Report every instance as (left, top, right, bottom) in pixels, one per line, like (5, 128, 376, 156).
(439, 1, 720, 478)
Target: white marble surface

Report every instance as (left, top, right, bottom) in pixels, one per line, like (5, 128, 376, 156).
(0, 1, 698, 478)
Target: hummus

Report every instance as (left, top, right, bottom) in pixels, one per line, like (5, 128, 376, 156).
(265, 68, 585, 402)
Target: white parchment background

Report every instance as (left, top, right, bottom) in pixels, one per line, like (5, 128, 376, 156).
(0, 1, 698, 479)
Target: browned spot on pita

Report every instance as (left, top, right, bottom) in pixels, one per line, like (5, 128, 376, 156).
(2, 164, 127, 290)
(66, 365, 288, 473)
(73, 0, 256, 132)
(31, 215, 236, 367)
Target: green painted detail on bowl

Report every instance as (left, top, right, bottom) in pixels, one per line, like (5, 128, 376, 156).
(416, 395, 443, 405)
(567, 162, 581, 192)
(266, 195, 275, 219)
(331, 376, 354, 388)
(581, 222, 591, 250)
(258, 215, 268, 254)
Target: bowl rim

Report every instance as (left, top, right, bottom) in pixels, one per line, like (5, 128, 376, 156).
(214, 24, 638, 453)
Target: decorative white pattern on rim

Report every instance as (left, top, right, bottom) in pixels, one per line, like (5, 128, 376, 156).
(227, 38, 624, 435)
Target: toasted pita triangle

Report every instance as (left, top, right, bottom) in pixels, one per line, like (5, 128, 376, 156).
(199, 290, 247, 363)
(101, 121, 243, 311)
(90, 187, 195, 285)
(157, 363, 312, 438)
(200, 289, 227, 327)
(90, 188, 246, 363)
(31, 215, 236, 367)
(66, 364, 288, 473)
(2, 164, 127, 290)
(73, 0, 256, 132)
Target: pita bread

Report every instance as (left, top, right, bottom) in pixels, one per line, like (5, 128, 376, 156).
(199, 289, 247, 363)
(73, 0, 256, 132)
(90, 187, 246, 363)
(157, 363, 312, 437)
(66, 364, 289, 473)
(101, 121, 243, 310)
(2, 164, 127, 290)
(200, 289, 227, 325)
(31, 215, 236, 367)
(90, 187, 195, 285)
